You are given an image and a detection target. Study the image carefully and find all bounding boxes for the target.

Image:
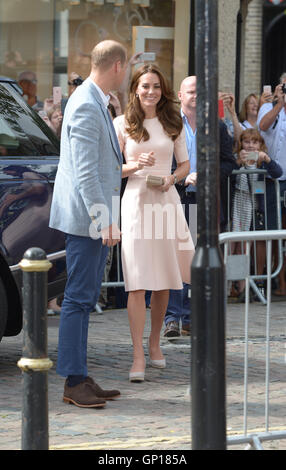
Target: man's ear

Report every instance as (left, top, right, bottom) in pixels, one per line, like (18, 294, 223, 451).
(114, 60, 122, 74)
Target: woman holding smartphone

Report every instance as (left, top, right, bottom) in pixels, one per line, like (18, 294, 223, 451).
(222, 89, 273, 145)
(113, 64, 194, 382)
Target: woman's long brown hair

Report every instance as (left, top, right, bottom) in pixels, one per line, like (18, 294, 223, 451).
(124, 64, 183, 142)
(238, 93, 259, 123)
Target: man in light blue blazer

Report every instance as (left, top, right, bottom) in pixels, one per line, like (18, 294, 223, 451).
(49, 40, 127, 408)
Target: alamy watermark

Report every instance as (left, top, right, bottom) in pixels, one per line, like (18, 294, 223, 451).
(88, 196, 197, 250)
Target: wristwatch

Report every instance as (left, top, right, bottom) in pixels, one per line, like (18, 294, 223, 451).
(173, 174, 177, 185)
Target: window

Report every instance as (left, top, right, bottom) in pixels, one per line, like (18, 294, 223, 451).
(0, 0, 190, 107)
(0, 83, 59, 157)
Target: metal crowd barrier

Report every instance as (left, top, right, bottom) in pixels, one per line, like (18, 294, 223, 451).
(10, 244, 125, 314)
(227, 170, 284, 304)
(95, 243, 124, 313)
(219, 230, 286, 450)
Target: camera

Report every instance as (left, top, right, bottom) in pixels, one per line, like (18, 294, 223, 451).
(68, 77, 83, 87)
(282, 83, 286, 94)
(246, 151, 259, 162)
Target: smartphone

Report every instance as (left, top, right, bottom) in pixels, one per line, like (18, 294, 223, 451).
(247, 151, 259, 162)
(141, 52, 156, 62)
(53, 86, 62, 105)
(263, 85, 272, 94)
(218, 99, 224, 119)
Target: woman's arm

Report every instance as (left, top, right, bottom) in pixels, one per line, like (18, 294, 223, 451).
(122, 151, 156, 178)
(223, 93, 242, 143)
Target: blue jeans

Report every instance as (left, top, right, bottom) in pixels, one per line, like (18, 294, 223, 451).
(57, 234, 108, 377)
(164, 189, 194, 327)
(165, 283, 191, 327)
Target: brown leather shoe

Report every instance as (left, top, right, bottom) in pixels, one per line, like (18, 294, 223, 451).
(181, 323, 191, 336)
(164, 320, 180, 337)
(63, 380, 106, 408)
(85, 376, 121, 400)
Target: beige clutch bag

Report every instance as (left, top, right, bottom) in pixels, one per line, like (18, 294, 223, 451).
(146, 175, 164, 187)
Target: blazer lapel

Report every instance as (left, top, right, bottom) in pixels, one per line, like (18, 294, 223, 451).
(87, 78, 123, 164)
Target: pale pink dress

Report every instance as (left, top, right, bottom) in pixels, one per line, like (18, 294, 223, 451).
(113, 115, 195, 292)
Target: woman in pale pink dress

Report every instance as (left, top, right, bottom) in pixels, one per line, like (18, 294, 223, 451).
(113, 65, 194, 382)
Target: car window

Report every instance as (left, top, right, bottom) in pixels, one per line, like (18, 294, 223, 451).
(0, 83, 60, 157)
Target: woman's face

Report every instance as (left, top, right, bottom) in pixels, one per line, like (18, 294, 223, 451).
(50, 110, 63, 130)
(135, 72, 162, 113)
(246, 96, 258, 118)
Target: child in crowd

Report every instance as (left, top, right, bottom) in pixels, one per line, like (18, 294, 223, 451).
(231, 128, 282, 299)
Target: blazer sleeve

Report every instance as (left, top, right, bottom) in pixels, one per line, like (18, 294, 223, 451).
(68, 101, 109, 217)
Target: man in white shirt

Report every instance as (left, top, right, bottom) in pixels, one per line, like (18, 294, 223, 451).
(257, 72, 286, 229)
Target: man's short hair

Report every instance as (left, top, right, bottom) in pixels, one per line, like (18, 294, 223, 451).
(91, 40, 126, 71)
(280, 72, 286, 83)
(18, 70, 37, 83)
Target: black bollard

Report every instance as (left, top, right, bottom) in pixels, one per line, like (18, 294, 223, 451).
(191, 0, 226, 450)
(17, 247, 52, 450)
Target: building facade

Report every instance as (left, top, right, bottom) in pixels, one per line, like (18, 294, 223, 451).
(0, 0, 285, 112)
(0, 0, 191, 103)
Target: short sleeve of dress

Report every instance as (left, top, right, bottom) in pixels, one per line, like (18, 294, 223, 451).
(174, 126, 189, 164)
(113, 114, 126, 153)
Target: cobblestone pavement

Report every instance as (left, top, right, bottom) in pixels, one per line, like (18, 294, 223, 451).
(0, 299, 285, 451)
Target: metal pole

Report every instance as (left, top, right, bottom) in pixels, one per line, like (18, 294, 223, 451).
(17, 247, 53, 450)
(191, 0, 226, 450)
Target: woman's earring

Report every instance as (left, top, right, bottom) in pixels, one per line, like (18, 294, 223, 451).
(135, 94, 139, 98)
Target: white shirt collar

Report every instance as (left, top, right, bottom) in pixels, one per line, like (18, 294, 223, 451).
(89, 78, 110, 108)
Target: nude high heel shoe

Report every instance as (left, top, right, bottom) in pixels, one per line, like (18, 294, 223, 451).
(149, 358, 166, 369)
(148, 339, 166, 369)
(129, 370, 145, 382)
(129, 358, 146, 382)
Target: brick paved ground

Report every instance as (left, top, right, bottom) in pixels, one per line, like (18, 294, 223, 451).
(0, 299, 285, 451)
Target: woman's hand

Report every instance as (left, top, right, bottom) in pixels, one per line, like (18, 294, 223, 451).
(221, 92, 235, 115)
(160, 175, 175, 192)
(122, 154, 154, 178)
(138, 151, 155, 167)
(260, 91, 273, 106)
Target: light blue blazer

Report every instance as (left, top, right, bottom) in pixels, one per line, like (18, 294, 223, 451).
(49, 77, 122, 237)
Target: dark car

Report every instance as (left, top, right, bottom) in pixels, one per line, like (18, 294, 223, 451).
(0, 77, 66, 342)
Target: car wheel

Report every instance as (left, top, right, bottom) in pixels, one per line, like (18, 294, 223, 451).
(0, 277, 8, 342)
